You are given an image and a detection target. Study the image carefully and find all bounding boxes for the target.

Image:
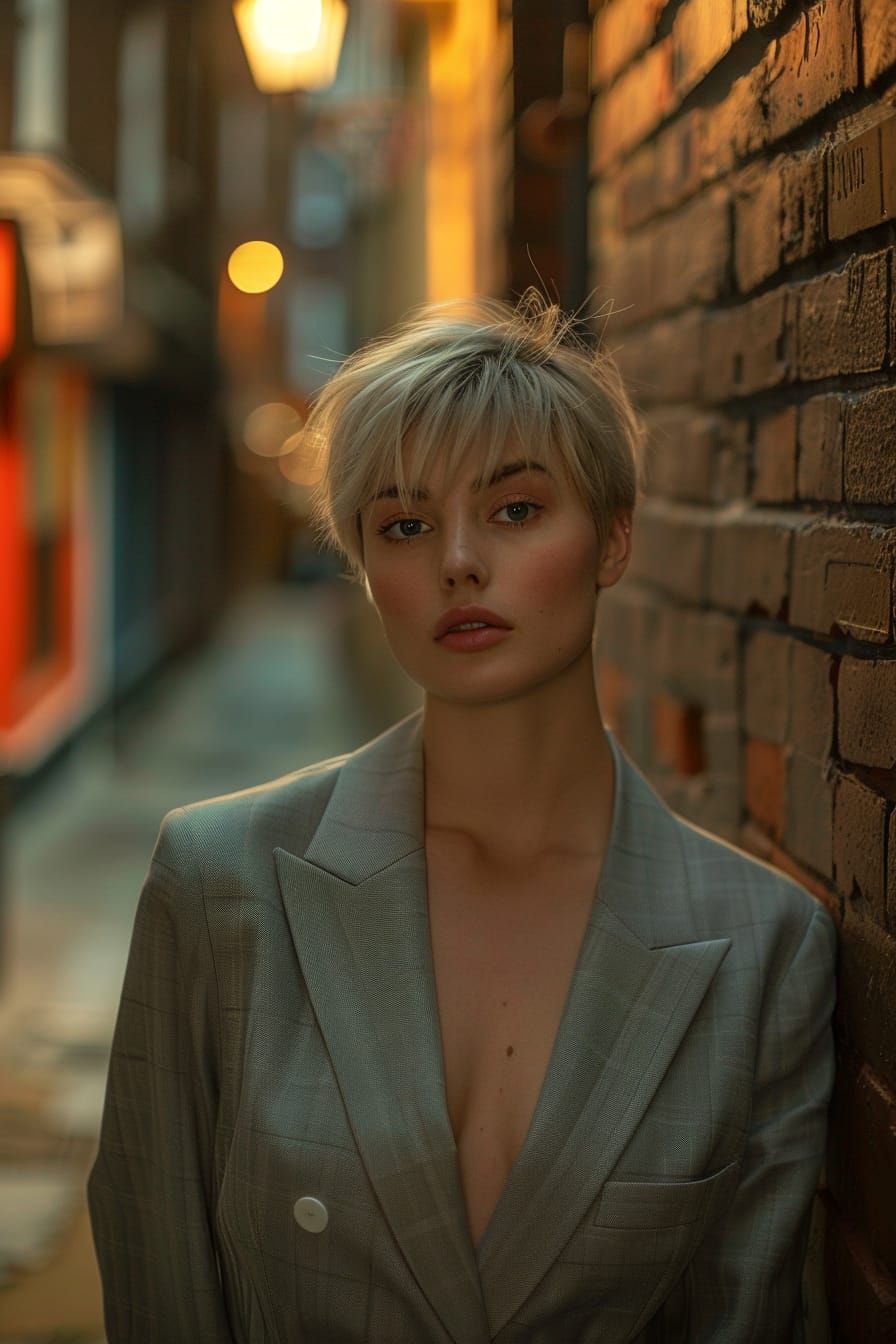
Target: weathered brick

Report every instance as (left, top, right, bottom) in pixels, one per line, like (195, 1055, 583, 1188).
(612, 309, 704, 405)
(786, 750, 834, 878)
(828, 1058, 896, 1273)
(654, 110, 703, 213)
(598, 230, 657, 328)
(593, 38, 673, 168)
(764, 0, 859, 145)
(890, 807, 896, 934)
(700, 65, 768, 181)
(645, 408, 719, 502)
(651, 693, 705, 775)
(835, 910, 896, 1090)
(791, 521, 893, 642)
(797, 249, 890, 381)
(592, 0, 666, 86)
(596, 580, 662, 670)
(654, 606, 739, 710)
(708, 507, 799, 618)
(704, 709, 741, 776)
(798, 395, 845, 502)
(715, 418, 751, 498)
(672, 0, 744, 101)
(780, 151, 826, 265)
(844, 387, 896, 504)
(734, 161, 781, 292)
(745, 738, 786, 839)
(744, 630, 791, 743)
(753, 405, 798, 502)
(617, 143, 658, 229)
(825, 1198, 896, 1343)
(790, 639, 835, 763)
(627, 499, 712, 602)
(703, 286, 796, 402)
(654, 187, 731, 312)
(861, 0, 896, 85)
(834, 773, 889, 925)
(839, 658, 896, 770)
(748, 0, 788, 25)
(828, 114, 896, 240)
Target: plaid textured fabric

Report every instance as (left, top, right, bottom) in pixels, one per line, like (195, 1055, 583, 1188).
(88, 711, 835, 1343)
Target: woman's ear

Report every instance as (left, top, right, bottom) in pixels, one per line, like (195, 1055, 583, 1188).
(595, 513, 633, 591)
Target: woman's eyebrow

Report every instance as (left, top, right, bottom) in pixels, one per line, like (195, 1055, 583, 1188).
(477, 459, 550, 490)
(372, 460, 550, 503)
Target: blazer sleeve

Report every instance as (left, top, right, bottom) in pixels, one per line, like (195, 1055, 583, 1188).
(87, 809, 236, 1344)
(662, 901, 837, 1344)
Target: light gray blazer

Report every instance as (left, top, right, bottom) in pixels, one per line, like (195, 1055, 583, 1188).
(88, 711, 836, 1343)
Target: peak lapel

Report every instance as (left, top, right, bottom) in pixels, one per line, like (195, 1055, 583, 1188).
(274, 714, 490, 1344)
(478, 740, 732, 1336)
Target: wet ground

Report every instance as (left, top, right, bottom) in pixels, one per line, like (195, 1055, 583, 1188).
(0, 581, 412, 1342)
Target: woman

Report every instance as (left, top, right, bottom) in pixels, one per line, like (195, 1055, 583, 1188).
(88, 293, 836, 1343)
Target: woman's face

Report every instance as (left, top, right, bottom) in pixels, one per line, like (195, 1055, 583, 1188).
(359, 444, 629, 708)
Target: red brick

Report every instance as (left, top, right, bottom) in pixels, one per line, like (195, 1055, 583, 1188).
(703, 709, 741, 776)
(798, 395, 845, 502)
(734, 162, 781, 292)
(671, 0, 744, 101)
(744, 630, 791, 743)
(598, 229, 657, 328)
(835, 910, 896, 1093)
(797, 249, 890, 381)
(753, 405, 798, 503)
(790, 639, 835, 763)
(861, 0, 896, 85)
(651, 693, 705, 775)
(844, 387, 896, 504)
(828, 1057, 896, 1272)
(839, 658, 896, 770)
(825, 1200, 896, 1343)
(593, 38, 673, 168)
(653, 187, 731, 313)
(834, 773, 889, 925)
(745, 738, 786, 839)
(715, 419, 751, 499)
(791, 521, 893, 642)
(890, 808, 896, 933)
(596, 581, 661, 670)
(627, 499, 712, 602)
(786, 751, 834, 877)
(828, 114, 896, 240)
(708, 507, 799, 618)
(764, 0, 859, 144)
(592, 0, 665, 86)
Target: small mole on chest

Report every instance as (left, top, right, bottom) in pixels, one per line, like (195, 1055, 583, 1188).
(506, 1044, 514, 1057)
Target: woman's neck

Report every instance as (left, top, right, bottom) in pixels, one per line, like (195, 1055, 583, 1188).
(421, 661, 615, 864)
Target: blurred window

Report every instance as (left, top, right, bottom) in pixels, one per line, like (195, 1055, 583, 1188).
(118, 7, 166, 235)
(12, 0, 67, 150)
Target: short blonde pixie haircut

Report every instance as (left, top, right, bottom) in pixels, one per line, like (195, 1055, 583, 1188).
(308, 289, 644, 580)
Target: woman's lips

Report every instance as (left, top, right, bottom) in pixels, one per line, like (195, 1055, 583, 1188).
(434, 607, 512, 651)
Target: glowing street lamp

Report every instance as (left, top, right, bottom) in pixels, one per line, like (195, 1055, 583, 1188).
(233, 0, 348, 93)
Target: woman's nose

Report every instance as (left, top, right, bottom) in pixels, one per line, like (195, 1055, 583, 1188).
(439, 522, 488, 590)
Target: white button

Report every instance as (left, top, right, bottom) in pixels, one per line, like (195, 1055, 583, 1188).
(293, 1196, 329, 1233)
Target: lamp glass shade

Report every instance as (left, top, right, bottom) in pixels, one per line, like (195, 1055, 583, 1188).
(233, 0, 347, 92)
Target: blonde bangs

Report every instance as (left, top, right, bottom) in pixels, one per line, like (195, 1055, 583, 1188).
(307, 292, 644, 579)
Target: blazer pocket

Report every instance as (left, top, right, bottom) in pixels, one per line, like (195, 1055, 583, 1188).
(592, 1158, 741, 1231)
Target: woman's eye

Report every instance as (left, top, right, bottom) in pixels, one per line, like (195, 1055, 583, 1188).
(494, 501, 539, 524)
(379, 517, 432, 539)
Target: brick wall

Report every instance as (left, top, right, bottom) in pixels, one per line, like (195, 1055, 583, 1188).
(588, 0, 896, 1336)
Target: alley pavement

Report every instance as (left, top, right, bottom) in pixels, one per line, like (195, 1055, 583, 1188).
(0, 580, 409, 1342)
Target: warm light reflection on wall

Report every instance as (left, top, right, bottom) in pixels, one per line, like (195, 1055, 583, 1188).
(424, 0, 501, 302)
(227, 240, 285, 294)
(233, 0, 347, 92)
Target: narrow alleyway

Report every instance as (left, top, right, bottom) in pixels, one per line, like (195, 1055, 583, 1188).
(0, 581, 408, 1342)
